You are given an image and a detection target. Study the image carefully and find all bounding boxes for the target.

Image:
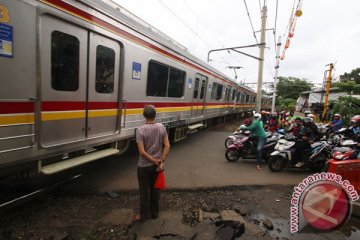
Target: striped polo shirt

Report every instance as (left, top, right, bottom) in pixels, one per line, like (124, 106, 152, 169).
(136, 122, 168, 167)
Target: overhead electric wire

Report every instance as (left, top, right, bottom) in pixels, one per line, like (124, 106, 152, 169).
(182, 0, 240, 65)
(243, 0, 259, 45)
(157, 0, 230, 65)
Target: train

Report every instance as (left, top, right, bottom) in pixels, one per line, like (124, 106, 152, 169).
(0, 0, 271, 176)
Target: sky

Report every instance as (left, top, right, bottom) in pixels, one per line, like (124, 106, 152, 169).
(110, 0, 360, 91)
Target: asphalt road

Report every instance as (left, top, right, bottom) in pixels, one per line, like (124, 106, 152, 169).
(62, 123, 311, 194)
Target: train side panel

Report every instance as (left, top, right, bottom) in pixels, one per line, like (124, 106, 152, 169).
(0, 0, 37, 167)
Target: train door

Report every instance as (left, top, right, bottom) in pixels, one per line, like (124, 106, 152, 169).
(87, 32, 121, 137)
(40, 16, 122, 146)
(191, 74, 207, 119)
(40, 16, 88, 146)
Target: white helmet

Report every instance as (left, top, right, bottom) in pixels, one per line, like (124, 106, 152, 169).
(334, 113, 341, 117)
(253, 113, 261, 119)
(308, 114, 314, 118)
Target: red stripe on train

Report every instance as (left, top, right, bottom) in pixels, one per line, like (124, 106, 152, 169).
(1, 101, 241, 114)
(0, 102, 34, 114)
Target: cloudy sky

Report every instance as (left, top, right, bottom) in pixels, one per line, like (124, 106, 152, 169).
(111, 0, 360, 90)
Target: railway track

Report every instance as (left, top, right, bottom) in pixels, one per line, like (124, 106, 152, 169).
(0, 174, 82, 213)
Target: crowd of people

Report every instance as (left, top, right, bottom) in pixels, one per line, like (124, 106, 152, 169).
(239, 110, 360, 170)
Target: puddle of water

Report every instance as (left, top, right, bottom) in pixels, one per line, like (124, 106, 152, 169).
(248, 212, 360, 240)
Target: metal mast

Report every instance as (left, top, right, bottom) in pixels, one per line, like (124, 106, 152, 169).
(256, 6, 267, 112)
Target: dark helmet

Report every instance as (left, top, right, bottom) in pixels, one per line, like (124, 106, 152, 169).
(243, 118, 252, 126)
(302, 117, 312, 126)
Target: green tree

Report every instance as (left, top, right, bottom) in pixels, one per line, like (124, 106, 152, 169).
(277, 97, 297, 110)
(333, 80, 360, 94)
(274, 77, 313, 100)
(333, 96, 360, 125)
(339, 68, 360, 83)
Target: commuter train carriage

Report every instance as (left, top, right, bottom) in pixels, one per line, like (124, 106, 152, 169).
(0, 0, 260, 176)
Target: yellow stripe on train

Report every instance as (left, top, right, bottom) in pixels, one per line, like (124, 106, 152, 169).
(0, 114, 34, 125)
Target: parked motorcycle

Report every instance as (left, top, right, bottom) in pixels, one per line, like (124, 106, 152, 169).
(267, 136, 332, 172)
(225, 131, 282, 162)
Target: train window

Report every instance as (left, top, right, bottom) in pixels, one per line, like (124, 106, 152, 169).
(168, 68, 185, 98)
(147, 61, 185, 98)
(232, 89, 236, 101)
(193, 78, 200, 99)
(95, 45, 115, 93)
(216, 84, 223, 100)
(147, 61, 168, 97)
(199, 80, 206, 100)
(225, 87, 230, 101)
(211, 83, 217, 100)
(51, 31, 79, 91)
(237, 92, 241, 102)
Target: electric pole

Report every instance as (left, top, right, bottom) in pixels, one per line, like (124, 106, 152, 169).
(322, 63, 333, 120)
(256, 6, 267, 113)
(271, 36, 281, 113)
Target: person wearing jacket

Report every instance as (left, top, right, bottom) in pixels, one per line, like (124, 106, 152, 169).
(331, 113, 343, 132)
(240, 113, 267, 170)
(293, 117, 315, 167)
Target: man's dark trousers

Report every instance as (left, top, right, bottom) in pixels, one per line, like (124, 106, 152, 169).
(137, 165, 160, 220)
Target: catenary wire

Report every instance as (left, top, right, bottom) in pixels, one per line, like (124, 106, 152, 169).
(243, 0, 259, 45)
(182, 0, 241, 65)
(157, 0, 230, 65)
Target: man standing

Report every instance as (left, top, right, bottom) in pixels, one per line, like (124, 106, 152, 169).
(240, 113, 267, 170)
(135, 105, 170, 221)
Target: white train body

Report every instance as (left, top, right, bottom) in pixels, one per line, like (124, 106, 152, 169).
(0, 0, 269, 175)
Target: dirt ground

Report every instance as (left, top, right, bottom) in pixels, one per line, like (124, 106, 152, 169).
(0, 184, 359, 240)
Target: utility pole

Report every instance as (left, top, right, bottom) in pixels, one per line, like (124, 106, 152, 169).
(256, 5, 267, 113)
(322, 63, 333, 120)
(271, 36, 281, 113)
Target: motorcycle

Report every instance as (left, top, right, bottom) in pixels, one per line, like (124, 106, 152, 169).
(225, 131, 282, 162)
(328, 137, 358, 161)
(225, 129, 282, 149)
(267, 136, 332, 172)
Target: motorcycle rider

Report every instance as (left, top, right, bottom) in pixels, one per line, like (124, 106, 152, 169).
(260, 110, 269, 126)
(294, 117, 315, 167)
(331, 113, 343, 132)
(287, 117, 303, 137)
(308, 114, 322, 141)
(348, 115, 360, 142)
(269, 113, 279, 132)
(239, 113, 267, 170)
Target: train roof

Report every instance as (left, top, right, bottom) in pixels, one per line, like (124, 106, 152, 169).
(79, 0, 255, 93)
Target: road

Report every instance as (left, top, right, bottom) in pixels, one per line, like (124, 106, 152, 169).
(63, 123, 310, 194)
